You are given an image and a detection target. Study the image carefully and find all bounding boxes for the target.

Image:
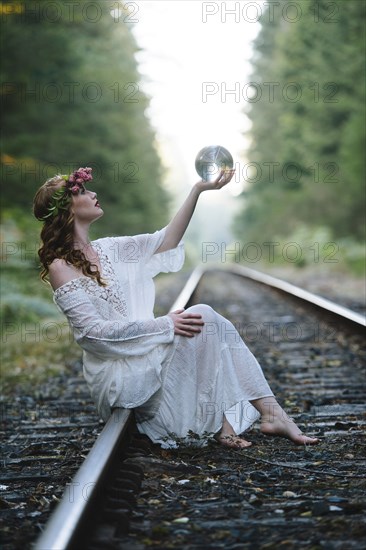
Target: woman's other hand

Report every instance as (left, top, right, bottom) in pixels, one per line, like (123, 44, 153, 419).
(168, 309, 204, 337)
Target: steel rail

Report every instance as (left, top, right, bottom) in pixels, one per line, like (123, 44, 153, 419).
(221, 264, 365, 328)
(35, 264, 364, 549)
(170, 264, 365, 329)
(35, 270, 203, 550)
(169, 265, 205, 311)
(35, 408, 132, 550)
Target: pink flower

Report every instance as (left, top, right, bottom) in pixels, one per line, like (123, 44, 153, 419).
(66, 167, 93, 188)
(70, 185, 79, 194)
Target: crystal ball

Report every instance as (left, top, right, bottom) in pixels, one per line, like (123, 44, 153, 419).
(195, 145, 234, 182)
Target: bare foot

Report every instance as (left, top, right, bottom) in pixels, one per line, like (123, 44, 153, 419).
(215, 433, 252, 449)
(261, 415, 319, 445)
(250, 397, 319, 445)
(215, 414, 252, 449)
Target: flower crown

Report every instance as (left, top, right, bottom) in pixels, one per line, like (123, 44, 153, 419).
(41, 167, 93, 221)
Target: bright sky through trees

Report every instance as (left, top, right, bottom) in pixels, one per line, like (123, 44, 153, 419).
(129, 1, 262, 196)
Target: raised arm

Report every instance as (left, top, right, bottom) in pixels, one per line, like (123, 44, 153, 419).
(155, 169, 235, 254)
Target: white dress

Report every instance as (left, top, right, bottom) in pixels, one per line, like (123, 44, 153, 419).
(53, 227, 273, 447)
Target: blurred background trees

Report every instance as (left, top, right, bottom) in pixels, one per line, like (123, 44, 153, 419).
(0, 0, 364, 375)
(0, 0, 170, 368)
(2, 0, 364, 268)
(234, 0, 365, 246)
(1, 0, 169, 237)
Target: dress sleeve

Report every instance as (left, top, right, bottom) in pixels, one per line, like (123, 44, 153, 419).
(100, 227, 185, 278)
(145, 242, 185, 278)
(126, 226, 185, 277)
(54, 287, 174, 359)
(106, 227, 167, 264)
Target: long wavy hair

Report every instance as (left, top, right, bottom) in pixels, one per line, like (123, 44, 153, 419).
(33, 175, 106, 286)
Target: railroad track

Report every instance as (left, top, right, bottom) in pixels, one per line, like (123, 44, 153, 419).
(2, 266, 365, 549)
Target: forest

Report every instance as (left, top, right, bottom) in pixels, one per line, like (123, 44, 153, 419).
(1, 0, 171, 382)
(0, 0, 365, 383)
(233, 0, 365, 263)
(1, 0, 169, 238)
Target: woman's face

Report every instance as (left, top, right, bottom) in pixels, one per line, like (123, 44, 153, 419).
(71, 185, 104, 224)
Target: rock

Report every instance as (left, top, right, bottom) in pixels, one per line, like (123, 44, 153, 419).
(172, 517, 189, 524)
(283, 491, 298, 498)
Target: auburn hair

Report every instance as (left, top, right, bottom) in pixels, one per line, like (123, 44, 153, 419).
(33, 175, 106, 286)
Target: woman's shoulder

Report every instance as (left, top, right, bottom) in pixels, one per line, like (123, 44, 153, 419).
(49, 258, 83, 292)
(92, 235, 132, 247)
(92, 235, 141, 262)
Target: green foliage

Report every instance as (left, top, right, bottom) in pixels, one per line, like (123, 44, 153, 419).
(234, 0, 365, 244)
(1, 291, 58, 324)
(1, 0, 169, 236)
(0, 1, 173, 390)
(1, 313, 81, 394)
(260, 224, 365, 272)
(1, 248, 55, 326)
(0, 211, 81, 392)
(160, 430, 217, 449)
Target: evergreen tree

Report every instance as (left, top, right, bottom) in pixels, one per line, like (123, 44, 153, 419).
(234, 0, 365, 242)
(1, 0, 169, 236)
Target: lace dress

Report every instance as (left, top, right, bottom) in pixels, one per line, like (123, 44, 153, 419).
(53, 227, 273, 447)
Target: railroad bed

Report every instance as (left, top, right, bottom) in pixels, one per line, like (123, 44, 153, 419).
(1, 269, 365, 549)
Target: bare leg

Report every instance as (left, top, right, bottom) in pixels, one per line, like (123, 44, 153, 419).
(215, 414, 252, 449)
(251, 396, 319, 445)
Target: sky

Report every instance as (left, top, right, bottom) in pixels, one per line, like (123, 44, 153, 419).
(123, 0, 264, 245)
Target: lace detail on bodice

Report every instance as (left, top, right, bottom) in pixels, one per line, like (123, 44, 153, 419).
(53, 243, 128, 317)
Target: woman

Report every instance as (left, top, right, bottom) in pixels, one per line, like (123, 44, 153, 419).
(33, 167, 318, 448)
